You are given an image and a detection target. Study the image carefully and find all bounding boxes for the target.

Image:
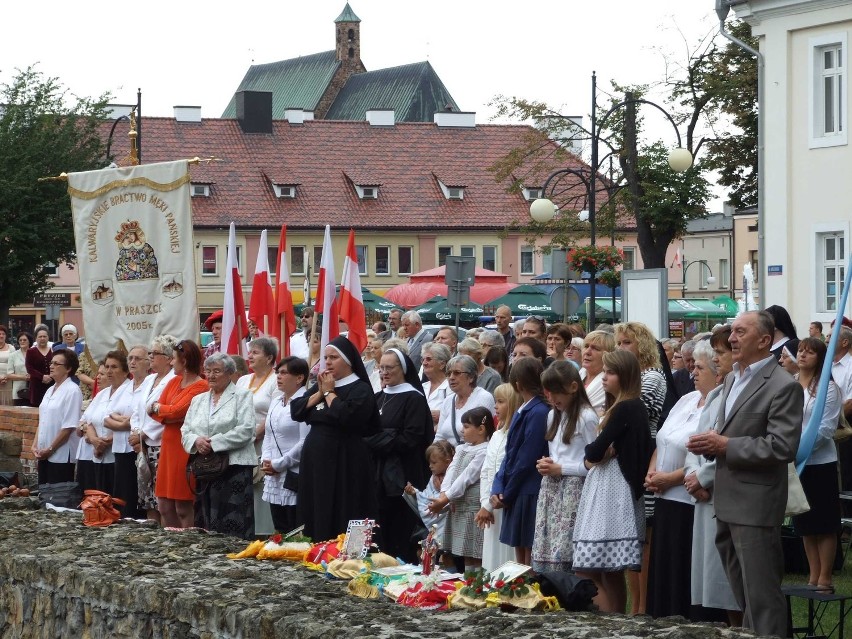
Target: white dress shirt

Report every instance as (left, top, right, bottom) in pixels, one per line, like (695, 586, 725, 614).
(37, 379, 82, 463)
(546, 406, 599, 477)
(656, 390, 705, 504)
(434, 387, 496, 445)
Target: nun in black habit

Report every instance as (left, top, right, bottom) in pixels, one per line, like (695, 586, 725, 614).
(290, 335, 380, 542)
(366, 347, 434, 562)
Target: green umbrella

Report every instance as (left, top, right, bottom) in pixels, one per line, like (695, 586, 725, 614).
(711, 295, 739, 316)
(412, 295, 484, 324)
(482, 284, 561, 322)
(294, 287, 398, 317)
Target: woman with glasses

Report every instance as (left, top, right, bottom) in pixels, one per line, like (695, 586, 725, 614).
(421, 342, 452, 428)
(32, 348, 82, 485)
(182, 353, 258, 539)
(366, 346, 433, 562)
(151, 340, 208, 528)
(435, 355, 496, 446)
(128, 335, 177, 522)
(290, 336, 381, 542)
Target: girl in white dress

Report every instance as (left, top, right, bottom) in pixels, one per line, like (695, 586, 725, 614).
(475, 383, 520, 571)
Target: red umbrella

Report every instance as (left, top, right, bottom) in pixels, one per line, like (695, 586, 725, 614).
(384, 266, 518, 308)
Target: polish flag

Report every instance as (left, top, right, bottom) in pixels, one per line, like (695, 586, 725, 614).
(340, 229, 367, 353)
(222, 222, 247, 355)
(315, 225, 339, 371)
(274, 225, 297, 356)
(249, 229, 275, 337)
(673, 248, 682, 269)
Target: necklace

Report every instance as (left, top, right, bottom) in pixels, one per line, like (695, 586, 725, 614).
(378, 393, 395, 416)
(248, 369, 273, 394)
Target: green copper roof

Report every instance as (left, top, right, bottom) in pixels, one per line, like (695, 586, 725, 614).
(326, 61, 460, 122)
(334, 3, 361, 23)
(222, 51, 340, 118)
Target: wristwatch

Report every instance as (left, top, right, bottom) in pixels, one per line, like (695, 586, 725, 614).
(323, 390, 334, 398)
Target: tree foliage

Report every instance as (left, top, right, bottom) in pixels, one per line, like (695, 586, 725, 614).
(489, 19, 757, 269)
(0, 66, 111, 323)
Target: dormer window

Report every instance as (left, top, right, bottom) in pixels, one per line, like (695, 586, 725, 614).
(523, 187, 543, 201)
(191, 183, 210, 197)
(355, 185, 379, 200)
(437, 179, 465, 200)
(273, 184, 297, 199)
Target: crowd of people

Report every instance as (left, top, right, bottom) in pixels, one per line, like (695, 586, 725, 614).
(7, 302, 848, 635)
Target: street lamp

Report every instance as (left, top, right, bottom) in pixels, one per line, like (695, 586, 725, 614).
(682, 260, 716, 298)
(529, 72, 693, 329)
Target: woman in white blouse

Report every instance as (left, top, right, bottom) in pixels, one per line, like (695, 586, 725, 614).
(434, 355, 495, 446)
(261, 356, 310, 533)
(238, 336, 281, 537)
(792, 337, 841, 593)
(81, 351, 132, 495)
(128, 335, 177, 522)
(31, 348, 82, 484)
(421, 342, 451, 428)
(104, 348, 147, 517)
(644, 340, 717, 619)
(579, 331, 615, 416)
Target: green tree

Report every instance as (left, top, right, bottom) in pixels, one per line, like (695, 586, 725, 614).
(0, 66, 111, 324)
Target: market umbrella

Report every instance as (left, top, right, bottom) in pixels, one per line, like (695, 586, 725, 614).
(711, 295, 739, 317)
(384, 265, 517, 307)
(294, 287, 397, 317)
(411, 295, 484, 324)
(482, 284, 561, 322)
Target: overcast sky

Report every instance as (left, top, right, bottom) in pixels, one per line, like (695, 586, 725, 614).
(2, 1, 729, 202)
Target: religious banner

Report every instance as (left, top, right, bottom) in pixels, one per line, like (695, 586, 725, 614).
(67, 160, 198, 362)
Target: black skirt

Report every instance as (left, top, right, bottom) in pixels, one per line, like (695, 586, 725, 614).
(646, 498, 695, 619)
(37, 460, 75, 485)
(113, 452, 144, 519)
(76, 460, 97, 493)
(200, 465, 255, 540)
(793, 462, 840, 536)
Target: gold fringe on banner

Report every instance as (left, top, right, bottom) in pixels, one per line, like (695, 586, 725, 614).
(67, 173, 190, 200)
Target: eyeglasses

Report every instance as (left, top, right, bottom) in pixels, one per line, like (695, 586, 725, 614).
(127, 355, 146, 362)
(447, 369, 469, 377)
(378, 365, 400, 373)
(206, 367, 226, 376)
(148, 350, 167, 357)
(49, 360, 66, 368)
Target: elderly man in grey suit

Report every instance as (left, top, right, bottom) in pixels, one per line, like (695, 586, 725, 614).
(401, 310, 432, 369)
(687, 311, 802, 638)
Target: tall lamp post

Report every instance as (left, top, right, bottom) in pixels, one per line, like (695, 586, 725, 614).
(530, 72, 693, 329)
(682, 259, 716, 298)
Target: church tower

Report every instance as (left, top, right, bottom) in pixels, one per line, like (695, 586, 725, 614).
(335, 3, 362, 66)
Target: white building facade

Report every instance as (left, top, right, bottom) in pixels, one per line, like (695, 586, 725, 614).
(734, 0, 852, 330)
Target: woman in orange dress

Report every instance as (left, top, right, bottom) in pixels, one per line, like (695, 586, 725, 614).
(150, 340, 207, 528)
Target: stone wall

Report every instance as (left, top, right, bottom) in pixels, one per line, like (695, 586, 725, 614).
(0, 501, 766, 639)
(0, 407, 37, 474)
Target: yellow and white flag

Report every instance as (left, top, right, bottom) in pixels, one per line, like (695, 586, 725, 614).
(67, 160, 198, 362)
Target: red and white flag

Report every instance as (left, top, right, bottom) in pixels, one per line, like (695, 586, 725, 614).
(274, 225, 297, 356)
(340, 229, 367, 353)
(222, 222, 247, 355)
(673, 248, 682, 269)
(249, 229, 275, 337)
(315, 225, 339, 371)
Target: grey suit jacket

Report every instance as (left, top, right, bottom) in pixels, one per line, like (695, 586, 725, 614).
(713, 358, 803, 527)
(407, 330, 433, 370)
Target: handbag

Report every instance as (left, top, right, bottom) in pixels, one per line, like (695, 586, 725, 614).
(189, 451, 230, 482)
(80, 490, 125, 527)
(835, 410, 852, 442)
(283, 470, 299, 492)
(786, 462, 810, 516)
(136, 439, 152, 484)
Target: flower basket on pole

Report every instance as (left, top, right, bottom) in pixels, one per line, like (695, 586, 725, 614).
(566, 245, 624, 275)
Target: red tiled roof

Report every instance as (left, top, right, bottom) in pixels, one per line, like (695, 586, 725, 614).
(111, 117, 600, 230)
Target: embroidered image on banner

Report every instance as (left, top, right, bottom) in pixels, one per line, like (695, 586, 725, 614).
(67, 160, 198, 362)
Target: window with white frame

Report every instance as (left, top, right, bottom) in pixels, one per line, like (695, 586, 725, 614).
(290, 246, 306, 275)
(313, 246, 322, 275)
(542, 251, 552, 276)
(268, 246, 278, 276)
(43, 262, 58, 277)
(622, 247, 636, 271)
(719, 259, 729, 289)
(201, 246, 217, 275)
(375, 246, 390, 275)
(483, 246, 497, 271)
(699, 262, 710, 289)
(235, 246, 243, 276)
(356, 245, 367, 275)
(810, 33, 848, 148)
(520, 246, 534, 275)
(398, 246, 413, 275)
(438, 246, 452, 267)
(460, 246, 475, 258)
(819, 233, 846, 312)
